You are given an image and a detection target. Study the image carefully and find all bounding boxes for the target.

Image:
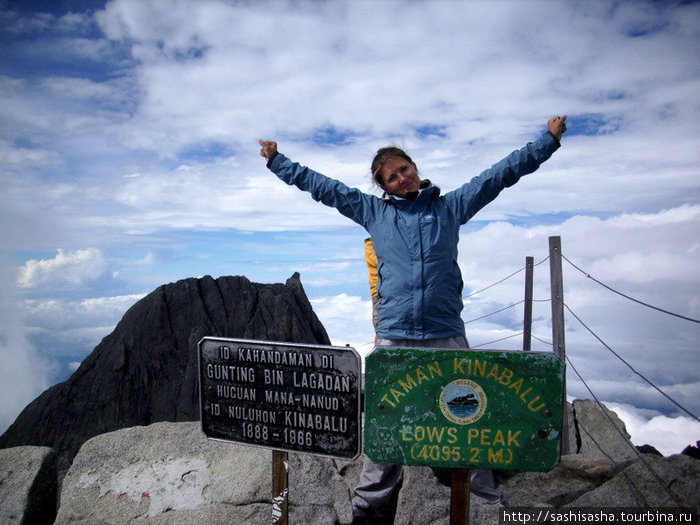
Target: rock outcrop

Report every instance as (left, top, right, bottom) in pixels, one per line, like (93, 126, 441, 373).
(2, 398, 697, 524)
(0, 274, 329, 472)
(0, 446, 57, 525)
(47, 404, 697, 525)
(1, 272, 697, 524)
(570, 399, 639, 461)
(52, 420, 363, 525)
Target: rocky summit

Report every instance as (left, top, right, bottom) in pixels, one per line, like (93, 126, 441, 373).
(2, 402, 697, 525)
(0, 274, 329, 473)
(0, 274, 697, 524)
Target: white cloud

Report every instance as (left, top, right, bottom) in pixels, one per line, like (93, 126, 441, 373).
(17, 248, 108, 289)
(0, 255, 53, 433)
(22, 293, 144, 335)
(0, 335, 52, 434)
(1, 0, 699, 458)
(0, 137, 62, 170)
(3, 0, 698, 235)
(606, 402, 700, 456)
(457, 206, 700, 421)
(40, 76, 115, 101)
(311, 294, 375, 356)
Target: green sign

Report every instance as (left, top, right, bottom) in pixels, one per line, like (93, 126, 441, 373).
(364, 347, 564, 471)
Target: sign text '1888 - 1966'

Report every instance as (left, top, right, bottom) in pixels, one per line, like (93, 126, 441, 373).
(198, 337, 361, 459)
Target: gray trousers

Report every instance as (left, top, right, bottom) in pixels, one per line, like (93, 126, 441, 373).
(352, 336, 506, 519)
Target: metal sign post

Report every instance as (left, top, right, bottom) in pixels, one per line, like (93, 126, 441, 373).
(271, 450, 288, 525)
(450, 469, 470, 525)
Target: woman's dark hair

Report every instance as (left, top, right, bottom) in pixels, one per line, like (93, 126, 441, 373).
(371, 146, 415, 188)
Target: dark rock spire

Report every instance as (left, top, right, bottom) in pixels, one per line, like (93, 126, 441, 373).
(0, 274, 329, 471)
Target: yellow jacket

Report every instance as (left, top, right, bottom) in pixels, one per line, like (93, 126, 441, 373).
(364, 238, 379, 299)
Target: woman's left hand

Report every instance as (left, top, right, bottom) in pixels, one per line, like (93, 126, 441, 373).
(548, 115, 568, 142)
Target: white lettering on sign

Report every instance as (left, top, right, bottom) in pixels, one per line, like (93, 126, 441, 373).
(265, 390, 296, 405)
(200, 338, 361, 459)
(264, 368, 284, 385)
(237, 347, 313, 367)
(301, 394, 339, 410)
(206, 364, 255, 383)
(292, 372, 351, 392)
(216, 385, 257, 401)
(228, 406, 277, 424)
(284, 411, 348, 432)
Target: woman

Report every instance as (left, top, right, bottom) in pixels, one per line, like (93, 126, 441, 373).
(259, 115, 567, 523)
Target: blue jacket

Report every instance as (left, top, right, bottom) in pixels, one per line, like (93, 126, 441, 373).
(268, 132, 560, 340)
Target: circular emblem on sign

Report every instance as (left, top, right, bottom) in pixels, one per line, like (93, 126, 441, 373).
(439, 379, 487, 425)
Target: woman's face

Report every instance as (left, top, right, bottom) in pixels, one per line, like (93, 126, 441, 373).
(379, 157, 421, 197)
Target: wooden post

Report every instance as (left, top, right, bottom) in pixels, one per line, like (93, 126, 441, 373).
(271, 450, 289, 525)
(549, 237, 565, 361)
(450, 469, 470, 525)
(523, 256, 534, 351)
(549, 236, 570, 455)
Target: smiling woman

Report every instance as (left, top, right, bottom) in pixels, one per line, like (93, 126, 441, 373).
(257, 116, 565, 345)
(258, 117, 566, 521)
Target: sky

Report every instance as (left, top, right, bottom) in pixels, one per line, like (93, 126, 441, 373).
(1, 0, 698, 456)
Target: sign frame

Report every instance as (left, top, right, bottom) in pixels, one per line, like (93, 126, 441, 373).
(198, 336, 362, 460)
(363, 346, 564, 471)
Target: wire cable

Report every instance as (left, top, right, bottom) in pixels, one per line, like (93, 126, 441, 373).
(470, 331, 523, 348)
(463, 255, 550, 298)
(574, 418, 647, 508)
(531, 333, 553, 346)
(565, 303, 698, 421)
(562, 254, 700, 324)
(464, 268, 525, 298)
(567, 355, 687, 508)
(464, 300, 524, 324)
(464, 298, 551, 325)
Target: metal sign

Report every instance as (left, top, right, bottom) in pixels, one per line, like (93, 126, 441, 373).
(364, 347, 563, 471)
(198, 337, 362, 459)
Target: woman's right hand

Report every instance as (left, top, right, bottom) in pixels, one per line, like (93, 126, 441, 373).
(258, 139, 278, 161)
